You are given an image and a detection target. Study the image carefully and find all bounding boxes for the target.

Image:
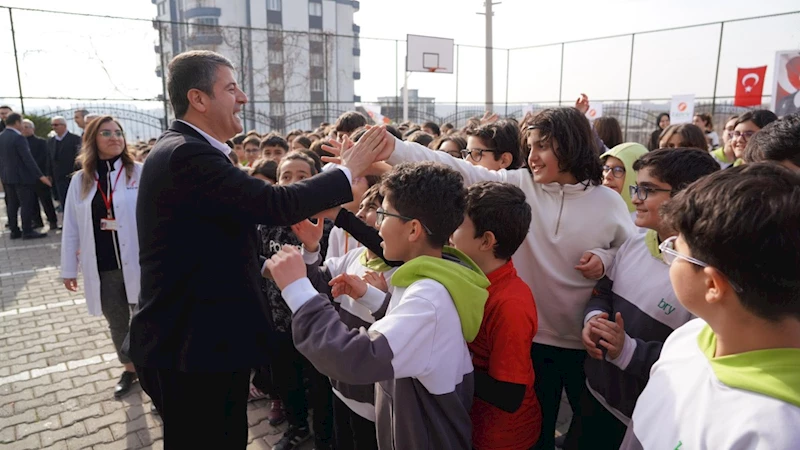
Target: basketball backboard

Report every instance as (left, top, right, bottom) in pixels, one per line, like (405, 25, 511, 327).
(407, 34, 454, 74)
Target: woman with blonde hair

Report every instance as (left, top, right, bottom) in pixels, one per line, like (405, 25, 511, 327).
(61, 116, 143, 398)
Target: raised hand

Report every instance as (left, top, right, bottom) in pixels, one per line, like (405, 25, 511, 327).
(291, 219, 325, 253)
(320, 135, 353, 165)
(480, 111, 499, 126)
(328, 273, 368, 299)
(266, 245, 307, 291)
(592, 313, 626, 360)
(575, 93, 590, 114)
(363, 271, 388, 293)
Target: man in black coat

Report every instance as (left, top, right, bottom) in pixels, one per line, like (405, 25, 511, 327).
(127, 50, 389, 449)
(47, 116, 81, 210)
(22, 119, 58, 230)
(0, 113, 52, 239)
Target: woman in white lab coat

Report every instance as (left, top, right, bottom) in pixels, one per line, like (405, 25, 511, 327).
(61, 115, 143, 399)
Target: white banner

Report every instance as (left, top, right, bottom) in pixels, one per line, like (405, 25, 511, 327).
(670, 94, 695, 124)
(772, 50, 800, 117)
(362, 104, 390, 125)
(585, 104, 603, 121)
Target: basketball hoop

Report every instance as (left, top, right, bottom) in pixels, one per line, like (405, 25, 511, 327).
(427, 67, 439, 73)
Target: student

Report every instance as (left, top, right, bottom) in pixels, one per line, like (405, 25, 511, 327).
(266, 162, 490, 449)
(658, 123, 708, 150)
(291, 183, 397, 450)
(744, 113, 800, 171)
(648, 113, 670, 151)
(451, 181, 541, 450)
(334, 111, 368, 138)
(621, 163, 800, 449)
(250, 158, 278, 184)
(692, 112, 719, 149)
(730, 109, 779, 166)
(374, 107, 635, 450)
(232, 133, 246, 164)
(711, 115, 739, 169)
(600, 143, 648, 230)
(260, 133, 289, 164)
(432, 134, 467, 158)
(422, 121, 441, 137)
(461, 120, 523, 171)
(257, 152, 335, 450)
(242, 134, 261, 166)
(406, 130, 434, 148)
(574, 148, 720, 450)
(594, 117, 623, 150)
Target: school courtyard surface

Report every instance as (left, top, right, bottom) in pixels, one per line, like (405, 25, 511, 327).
(0, 197, 570, 449)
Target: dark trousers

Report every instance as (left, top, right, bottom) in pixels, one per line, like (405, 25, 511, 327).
(6, 183, 36, 234)
(33, 181, 57, 226)
(333, 394, 378, 450)
(137, 368, 250, 449)
(272, 336, 334, 447)
(55, 177, 70, 211)
(99, 270, 134, 365)
(563, 385, 628, 450)
(531, 343, 588, 450)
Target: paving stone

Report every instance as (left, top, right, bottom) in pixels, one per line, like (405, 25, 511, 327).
(15, 393, 59, 415)
(0, 388, 34, 407)
(60, 403, 104, 427)
(0, 425, 15, 444)
(66, 428, 113, 450)
(3, 433, 40, 450)
(56, 381, 97, 403)
(0, 409, 37, 428)
(92, 433, 143, 450)
(33, 378, 73, 397)
(84, 410, 128, 434)
(15, 415, 62, 439)
(136, 426, 163, 447)
(40, 422, 87, 448)
(11, 373, 52, 392)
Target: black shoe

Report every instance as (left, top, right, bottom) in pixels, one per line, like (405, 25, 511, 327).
(114, 371, 137, 399)
(10, 230, 22, 239)
(273, 426, 311, 450)
(555, 433, 567, 449)
(4, 223, 9, 229)
(34, 223, 45, 229)
(150, 403, 160, 415)
(49, 222, 61, 230)
(22, 231, 47, 240)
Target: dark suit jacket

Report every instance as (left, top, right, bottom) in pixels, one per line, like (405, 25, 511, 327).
(0, 129, 44, 185)
(26, 135, 51, 177)
(128, 121, 353, 371)
(47, 131, 81, 180)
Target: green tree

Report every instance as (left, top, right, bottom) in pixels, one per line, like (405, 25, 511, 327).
(23, 113, 52, 139)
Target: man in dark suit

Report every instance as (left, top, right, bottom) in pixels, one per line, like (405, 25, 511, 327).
(0, 113, 52, 239)
(127, 50, 388, 449)
(22, 119, 58, 230)
(0, 105, 11, 132)
(47, 116, 81, 210)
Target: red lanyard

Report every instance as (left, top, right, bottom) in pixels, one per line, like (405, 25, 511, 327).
(95, 167, 124, 218)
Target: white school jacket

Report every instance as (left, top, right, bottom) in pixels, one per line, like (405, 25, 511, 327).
(60, 159, 143, 316)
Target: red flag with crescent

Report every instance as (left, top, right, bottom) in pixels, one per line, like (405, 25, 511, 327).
(734, 66, 767, 107)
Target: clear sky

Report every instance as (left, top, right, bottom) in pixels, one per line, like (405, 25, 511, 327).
(1, 0, 798, 112)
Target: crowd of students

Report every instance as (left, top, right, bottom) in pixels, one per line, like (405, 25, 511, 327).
(233, 102, 800, 450)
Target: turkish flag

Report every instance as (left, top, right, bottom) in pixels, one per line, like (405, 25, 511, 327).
(734, 66, 767, 107)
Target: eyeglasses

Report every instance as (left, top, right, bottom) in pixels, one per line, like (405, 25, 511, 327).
(629, 184, 672, 201)
(732, 130, 756, 140)
(51, 123, 65, 127)
(99, 130, 124, 138)
(602, 165, 626, 179)
(375, 208, 433, 235)
(658, 236, 743, 292)
(460, 148, 498, 163)
(244, 148, 261, 154)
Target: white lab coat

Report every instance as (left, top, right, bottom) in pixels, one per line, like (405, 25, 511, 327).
(61, 159, 143, 316)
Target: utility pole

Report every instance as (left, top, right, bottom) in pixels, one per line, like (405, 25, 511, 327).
(477, 1, 499, 113)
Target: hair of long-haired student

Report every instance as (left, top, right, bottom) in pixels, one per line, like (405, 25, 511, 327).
(77, 116, 135, 200)
(527, 107, 603, 185)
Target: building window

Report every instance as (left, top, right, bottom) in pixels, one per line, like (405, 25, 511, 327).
(312, 103, 325, 115)
(269, 49, 284, 64)
(267, 23, 282, 31)
(270, 102, 285, 116)
(190, 17, 219, 36)
(309, 2, 323, 16)
(310, 53, 323, 67)
(311, 78, 324, 92)
(309, 32, 323, 43)
(267, 0, 282, 11)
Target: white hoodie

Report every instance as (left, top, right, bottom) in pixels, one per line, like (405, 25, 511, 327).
(387, 139, 634, 349)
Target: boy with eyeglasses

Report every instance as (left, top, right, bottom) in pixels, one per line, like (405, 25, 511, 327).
(460, 120, 523, 171)
(265, 162, 490, 449)
(621, 163, 800, 449)
(599, 143, 648, 229)
(570, 149, 720, 450)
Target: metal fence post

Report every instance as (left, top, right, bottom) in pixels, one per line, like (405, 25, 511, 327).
(157, 21, 169, 130)
(711, 22, 725, 118)
(9, 8, 25, 115)
(558, 43, 565, 106)
(624, 33, 636, 141)
(395, 39, 399, 123)
(239, 27, 247, 132)
(455, 44, 459, 125)
(505, 48, 510, 116)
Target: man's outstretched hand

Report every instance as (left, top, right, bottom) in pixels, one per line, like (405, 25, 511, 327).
(338, 125, 391, 178)
(323, 127, 396, 168)
(266, 245, 307, 291)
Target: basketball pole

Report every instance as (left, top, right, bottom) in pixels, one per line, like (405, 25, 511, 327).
(403, 72, 409, 122)
(479, 1, 500, 113)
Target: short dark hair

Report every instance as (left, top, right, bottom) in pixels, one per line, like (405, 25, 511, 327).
(402, 126, 421, 139)
(310, 139, 333, 158)
(251, 158, 278, 182)
(0, 105, 11, 110)
(694, 112, 713, 128)
(466, 181, 532, 260)
(735, 109, 779, 130)
(434, 134, 467, 152)
(167, 50, 234, 119)
(441, 122, 454, 133)
(662, 163, 800, 321)
(361, 183, 384, 208)
(633, 148, 719, 194)
(381, 162, 466, 248)
(385, 125, 403, 140)
(299, 149, 323, 173)
(334, 111, 367, 134)
(744, 113, 800, 166)
(594, 117, 623, 149)
(277, 151, 319, 177)
(407, 131, 434, 148)
(527, 107, 603, 185)
(243, 135, 261, 148)
(422, 121, 441, 136)
(292, 135, 312, 149)
(75, 109, 89, 117)
(658, 123, 708, 150)
(466, 120, 523, 169)
(260, 133, 289, 151)
(232, 133, 246, 145)
(5, 112, 22, 126)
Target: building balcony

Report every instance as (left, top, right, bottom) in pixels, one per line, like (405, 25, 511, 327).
(352, 1, 360, 11)
(154, 44, 161, 53)
(354, 95, 361, 102)
(155, 67, 163, 78)
(187, 34, 223, 47)
(151, 0, 158, 4)
(353, 71, 361, 80)
(352, 47, 360, 57)
(184, 7, 221, 19)
(352, 24, 360, 33)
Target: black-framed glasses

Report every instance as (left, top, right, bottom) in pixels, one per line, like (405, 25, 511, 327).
(659, 236, 743, 292)
(99, 130, 124, 138)
(602, 165, 626, 179)
(732, 130, 756, 140)
(629, 184, 672, 201)
(460, 148, 498, 163)
(375, 208, 433, 235)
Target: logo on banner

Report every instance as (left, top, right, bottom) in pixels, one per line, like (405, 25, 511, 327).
(735, 66, 767, 107)
(670, 95, 695, 124)
(585, 104, 602, 121)
(678, 102, 687, 112)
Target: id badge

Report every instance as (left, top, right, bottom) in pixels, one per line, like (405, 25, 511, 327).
(100, 218, 119, 231)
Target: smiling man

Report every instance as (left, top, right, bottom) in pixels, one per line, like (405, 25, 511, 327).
(127, 50, 388, 449)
